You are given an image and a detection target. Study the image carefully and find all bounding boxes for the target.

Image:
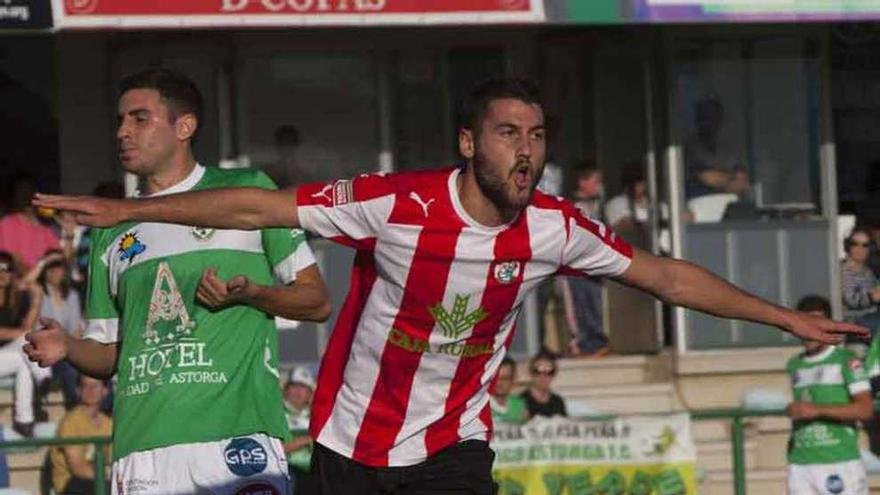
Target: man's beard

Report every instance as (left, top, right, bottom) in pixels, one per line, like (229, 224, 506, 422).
(472, 147, 538, 220)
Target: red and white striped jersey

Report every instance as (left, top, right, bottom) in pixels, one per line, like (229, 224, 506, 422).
(296, 166, 633, 467)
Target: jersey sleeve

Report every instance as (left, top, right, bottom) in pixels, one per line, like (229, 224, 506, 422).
(83, 230, 119, 344)
(296, 174, 396, 250)
(866, 332, 880, 379)
(843, 353, 870, 396)
(559, 205, 634, 278)
(247, 171, 318, 285)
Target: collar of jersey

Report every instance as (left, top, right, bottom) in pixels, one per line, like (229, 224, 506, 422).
(448, 167, 520, 232)
(137, 163, 206, 198)
(802, 345, 835, 363)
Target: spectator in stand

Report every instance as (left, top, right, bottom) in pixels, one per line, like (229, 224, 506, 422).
(520, 351, 567, 418)
(604, 162, 670, 236)
(490, 357, 528, 425)
(284, 366, 316, 495)
(0, 250, 46, 436)
(49, 375, 112, 495)
(0, 174, 66, 272)
(71, 181, 125, 296)
(786, 295, 871, 495)
(35, 252, 84, 410)
(842, 228, 880, 332)
(262, 125, 311, 189)
(567, 161, 609, 357)
(684, 98, 750, 199)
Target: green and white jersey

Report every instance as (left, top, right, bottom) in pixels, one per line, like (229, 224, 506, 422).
(787, 346, 870, 465)
(863, 325, 880, 380)
(85, 164, 315, 460)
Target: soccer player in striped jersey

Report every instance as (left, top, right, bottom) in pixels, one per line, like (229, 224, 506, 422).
(33, 78, 867, 495)
(26, 68, 331, 495)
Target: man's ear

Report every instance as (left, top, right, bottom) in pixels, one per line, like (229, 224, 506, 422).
(175, 113, 198, 141)
(459, 128, 475, 159)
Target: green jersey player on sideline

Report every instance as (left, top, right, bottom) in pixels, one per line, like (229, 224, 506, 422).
(24, 68, 331, 495)
(786, 295, 872, 495)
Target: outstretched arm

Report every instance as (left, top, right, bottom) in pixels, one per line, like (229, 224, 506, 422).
(34, 187, 299, 230)
(615, 249, 868, 344)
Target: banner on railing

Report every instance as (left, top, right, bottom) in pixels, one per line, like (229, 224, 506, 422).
(491, 414, 697, 495)
(52, 0, 545, 29)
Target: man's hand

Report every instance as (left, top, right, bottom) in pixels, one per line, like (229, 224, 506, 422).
(787, 401, 819, 420)
(23, 318, 70, 367)
(32, 194, 130, 228)
(784, 310, 868, 345)
(197, 268, 257, 309)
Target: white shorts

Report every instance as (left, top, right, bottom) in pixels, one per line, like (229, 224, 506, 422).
(112, 433, 291, 495)
(787, 460, 867, 495)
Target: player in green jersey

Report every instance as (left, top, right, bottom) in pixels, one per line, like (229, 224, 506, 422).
(786, 295, 872, 495)
(24, 68, 331, 495)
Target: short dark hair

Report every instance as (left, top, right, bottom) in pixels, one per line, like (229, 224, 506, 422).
(119, 68, 204, 135)
(529, 349, 558, 369)
(796, 295, 831, 317)
(500, 357, 517, 375)
(844, 227, 872, 254)
(576, 160, 600, 180)
(458, 78, 543, 134)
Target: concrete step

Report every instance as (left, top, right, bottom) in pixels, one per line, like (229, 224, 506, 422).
(528, 353, 673, 390)
(696, 439, 758, 473)
(692, 419, 730, 443)
(9, 469, 39, 494)
(561, 382, 677, 415)
(699, 468, 786, 495)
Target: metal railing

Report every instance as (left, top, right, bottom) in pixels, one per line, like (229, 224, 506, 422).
(0, 409, 788, 495)
(0, 435, 111, 495)
(691, 408, 788, 495)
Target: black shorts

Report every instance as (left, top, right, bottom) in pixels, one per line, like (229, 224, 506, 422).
(312, 440, 497, 495)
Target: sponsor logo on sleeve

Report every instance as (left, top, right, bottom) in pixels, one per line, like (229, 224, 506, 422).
(333, 180, 353, 206)
(224, 438, 269, 477)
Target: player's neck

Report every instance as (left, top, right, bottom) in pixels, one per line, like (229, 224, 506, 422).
(457, 165, 516, 226)
(142, 153, 197, 196)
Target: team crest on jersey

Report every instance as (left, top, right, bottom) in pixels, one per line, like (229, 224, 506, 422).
(494, 261, 521, 284)
(849, 359, 863, 372)
(191, 226, 216, 241)
(233, 482, 280, 495)
(333, 180, 353, 206)
(429, 294, 489, 339)
(118, 232, 146, 264)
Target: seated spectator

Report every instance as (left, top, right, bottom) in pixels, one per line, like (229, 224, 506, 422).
(490, 358, 528, 425)
(0, 250, 48, 436)
(49, 375, 112, 495)
(566, 161, 609, 357)
(684, 98, 750, 200)
(786, 295, 871, 494)
(604, 162, 670, 236)
(842, 228, 880, 331)
(34, 252, 83, 410)
(0, 174, 63, 272)
(520, 351, 567, 418)
(284, 366, 316, 495)
(71, 181, 124, 295)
